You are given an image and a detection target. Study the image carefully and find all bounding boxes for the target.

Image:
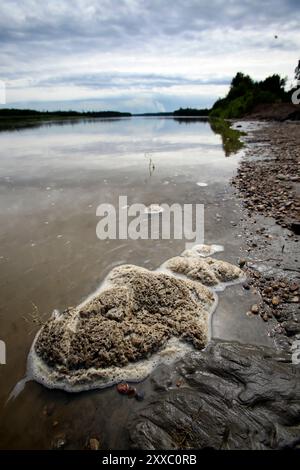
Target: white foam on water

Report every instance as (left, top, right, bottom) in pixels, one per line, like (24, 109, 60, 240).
(196, 182, 208, 187)
(27, 336, 195, 393)
(144, 204, 164, 214)
(182, 243, 224, 258)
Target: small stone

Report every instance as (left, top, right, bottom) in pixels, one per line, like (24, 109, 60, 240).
(290, 222, 300, 235)
(291, 296, 299, 303)
(127, 387, 137, 399)
(117, 383, 129, 395)
(264, 287, 273, 295)
(89, 438, 100, 451)
(272, 296, 280, 306)
(135, 391, 145, 402)
(238, 258, 246, 268)
(251, 304, 259, 314)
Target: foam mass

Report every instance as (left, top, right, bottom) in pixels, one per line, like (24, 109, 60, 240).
(28, 246, 244, 392)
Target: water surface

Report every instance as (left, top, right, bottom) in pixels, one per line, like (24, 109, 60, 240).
(0, 117, 271, 449)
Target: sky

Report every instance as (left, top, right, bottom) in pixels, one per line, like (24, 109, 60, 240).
(0, 0, 300, 113)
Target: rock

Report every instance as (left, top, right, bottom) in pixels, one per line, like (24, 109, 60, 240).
(127, 387, 137, 399)
(135, 391, 145, 402)
(89, 438, 100, 450)
(251, 304, 259, 314)
(52, 433, 67, 450)
(284, 322, 300, 337)
(238, 258, 247, 268)
(128, 341, 300, 450)
(117, 383, 129, 395)
(290, 222, 300, 235)
(272, 296, 280, 306)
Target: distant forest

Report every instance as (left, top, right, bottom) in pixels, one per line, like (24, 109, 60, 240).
(0, 109, 131, 119)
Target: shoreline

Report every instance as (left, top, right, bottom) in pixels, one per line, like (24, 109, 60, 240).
(232, 120, 299, 353)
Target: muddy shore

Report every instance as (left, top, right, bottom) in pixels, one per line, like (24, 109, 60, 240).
(127, 120, 300, 450)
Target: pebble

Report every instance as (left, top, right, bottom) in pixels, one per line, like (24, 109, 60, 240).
(271, 296, 280, 306)
(52, 434, 67, 450)
(89, 438, 100, 450)
(135, 391, 145, 402)
(127, 387, 137, 399)
(251, 304, 259, 314)
(117, 383, 129, 395)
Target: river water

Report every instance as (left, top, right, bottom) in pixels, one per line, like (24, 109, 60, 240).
(0, 117, 272, 449)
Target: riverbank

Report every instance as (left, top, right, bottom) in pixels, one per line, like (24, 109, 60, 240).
(232, 120, 299, 352)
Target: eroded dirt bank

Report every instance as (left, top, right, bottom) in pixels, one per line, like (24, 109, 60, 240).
(127, 121, 300, 450)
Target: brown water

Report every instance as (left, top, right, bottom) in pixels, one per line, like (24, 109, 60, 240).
(0, 117, 273, 449)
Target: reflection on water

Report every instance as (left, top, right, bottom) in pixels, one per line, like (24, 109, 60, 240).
(0, 117, 248, 449)
(173, 117, 209, 125)
(0, 116, 130, 133)
(209, 118, 245, 157)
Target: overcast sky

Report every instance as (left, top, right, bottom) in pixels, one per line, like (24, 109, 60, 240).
(0, 0, 299, 113)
